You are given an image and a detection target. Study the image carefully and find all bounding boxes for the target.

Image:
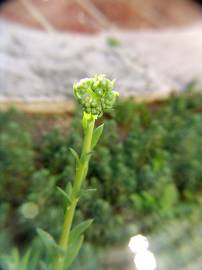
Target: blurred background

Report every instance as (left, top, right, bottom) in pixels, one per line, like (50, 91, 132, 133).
(0, 1, 202, 270)
(1, 0, 202, 31)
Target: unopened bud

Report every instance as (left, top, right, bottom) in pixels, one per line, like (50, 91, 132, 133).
(73, 74, 119, 116)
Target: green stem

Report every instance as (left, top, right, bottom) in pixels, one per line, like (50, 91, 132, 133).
(53, 115, 95, 270)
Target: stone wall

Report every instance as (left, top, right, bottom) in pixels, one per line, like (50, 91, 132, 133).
(1, 20, 202, 112)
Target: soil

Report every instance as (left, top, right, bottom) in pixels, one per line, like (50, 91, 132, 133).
(27, 113, 73, 142)
(0, 0, 202, 33)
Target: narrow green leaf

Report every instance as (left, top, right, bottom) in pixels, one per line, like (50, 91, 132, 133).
(12, 248, 20, 266)
(85, 188, 96, 193)
(64, 235, 84, 269)
(19, 249, 31, 270)
(66, 182, 73, 198)
(86, 151, 94, 157)
(9, 248, 20, 267)
(37, 228, 56, 249)
(81, 151, 94, 164)
(39, 261, 48, 270)
(91, 123, 104, 149)
(69, 147, 79, 164)
(69, 219, 93, 243)
(80, 188, 97, 197)
(29, 251, 41, 270)
(54, 245, 66, 256)
(57, 186, 71, 204)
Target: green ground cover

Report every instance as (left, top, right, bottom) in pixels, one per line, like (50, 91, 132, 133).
(0, 90, 202, 269)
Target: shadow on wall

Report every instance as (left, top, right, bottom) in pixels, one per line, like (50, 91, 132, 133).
(193, 0, 202, 4)
(0, 0, 9, 6)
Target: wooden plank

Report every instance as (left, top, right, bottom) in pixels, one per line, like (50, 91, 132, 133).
(0, 100, 75, 114)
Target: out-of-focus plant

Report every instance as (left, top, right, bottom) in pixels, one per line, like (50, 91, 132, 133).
(1, 88, 202, 270)
(0, 248, 40, 270)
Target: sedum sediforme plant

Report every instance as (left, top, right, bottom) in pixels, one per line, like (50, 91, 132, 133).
(37, 74, 118, 270)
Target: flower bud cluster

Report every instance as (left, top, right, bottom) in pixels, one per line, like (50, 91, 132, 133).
(73, 74, 119, 116)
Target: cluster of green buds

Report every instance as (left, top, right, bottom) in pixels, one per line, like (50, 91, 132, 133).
(73, 74, 119, 117)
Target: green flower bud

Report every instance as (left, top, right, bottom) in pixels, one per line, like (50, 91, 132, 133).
(73, 74, 119, 117)
(92, 108, 97, 114)
(91, 100, 97, 108)
(86, 107, 91, 114)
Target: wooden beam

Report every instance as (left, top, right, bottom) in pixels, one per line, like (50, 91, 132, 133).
(19, 0, 55, 32)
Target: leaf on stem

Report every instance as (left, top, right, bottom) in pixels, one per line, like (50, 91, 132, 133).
(80, 188, 97, 197)
(37, 228, 57, 249)
(66, 182, 73, 198)
(69, 219, 93, 243)
(81, 151, 94, 163)
(64, 235, 84, 269)
(91, 123, 104, 149)
(37, 228, 66, 256)
(85, 188, 96, 192)
(57, 186, 71, 204)
(69, 147, 79, 164)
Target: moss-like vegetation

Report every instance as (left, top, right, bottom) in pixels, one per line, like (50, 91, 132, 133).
(0, 91, 202, 266)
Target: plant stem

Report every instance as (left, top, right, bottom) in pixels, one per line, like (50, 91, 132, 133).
(53, 115, 95, 270)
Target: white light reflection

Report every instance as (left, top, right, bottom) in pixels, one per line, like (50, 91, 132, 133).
(128, 234, 157, 270)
